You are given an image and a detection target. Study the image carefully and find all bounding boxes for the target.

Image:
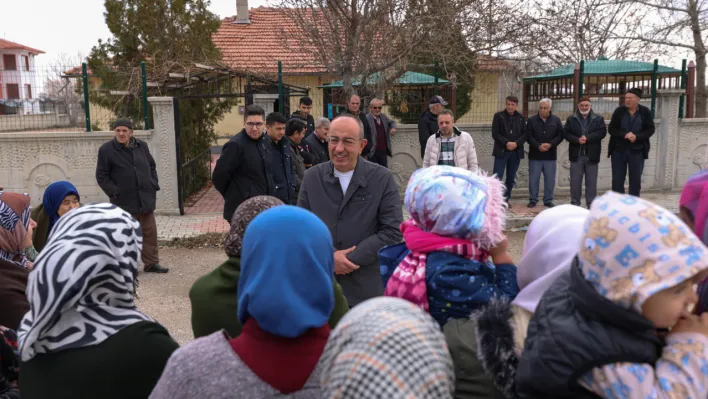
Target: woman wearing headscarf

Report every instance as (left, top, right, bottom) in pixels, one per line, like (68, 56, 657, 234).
(18, 203, 179, 399)
(319, 297, 455, 398)
(31, 181, 80, 253)
(152, 206, 335, 398)
(443, 205, 589, 399)
(679, 169, 708, 314)
(0, 191, 36, 330)
(189, 196, 349, 339)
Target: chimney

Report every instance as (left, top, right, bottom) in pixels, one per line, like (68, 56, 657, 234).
(235, 0, 250, 24)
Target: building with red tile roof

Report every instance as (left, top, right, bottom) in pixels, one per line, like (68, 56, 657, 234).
(0, 39, 45, 115)
(211, 3, 522, 129)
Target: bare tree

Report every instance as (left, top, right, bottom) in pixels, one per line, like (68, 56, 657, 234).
(607, 0, 708, 116)
(273, 0, 533, 95)
(523, 0, 650, 68)
(43, 52, 87, 126)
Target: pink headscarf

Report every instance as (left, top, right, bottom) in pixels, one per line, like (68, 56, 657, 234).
(680, 169, 708, 244)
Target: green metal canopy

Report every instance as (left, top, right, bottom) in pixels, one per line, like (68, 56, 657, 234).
(319, 71, 449, 88)
(525, 58, 681, 80)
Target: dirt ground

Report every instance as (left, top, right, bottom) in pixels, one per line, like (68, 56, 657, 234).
(136, 231, 527, 345)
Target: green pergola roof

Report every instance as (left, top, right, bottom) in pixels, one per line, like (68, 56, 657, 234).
(319, 71, 449, 88)
(525, 58, 681, 80)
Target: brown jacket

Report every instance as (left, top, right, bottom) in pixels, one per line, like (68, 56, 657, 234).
(0, 259, 30, 330)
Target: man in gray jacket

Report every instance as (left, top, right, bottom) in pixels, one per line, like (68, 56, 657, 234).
(298, 114, 403, 306)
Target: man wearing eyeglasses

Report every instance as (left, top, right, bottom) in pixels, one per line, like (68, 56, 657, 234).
(298, 114, 403, 307)
(212, 104, 275, 221)
(366, 98, 397, 167)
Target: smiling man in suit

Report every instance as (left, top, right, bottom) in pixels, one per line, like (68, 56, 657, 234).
(297, 114, 403, 306)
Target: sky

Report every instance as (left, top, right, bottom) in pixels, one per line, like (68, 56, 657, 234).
(2, 0, 689, 69)
(1, 0, 268, 65)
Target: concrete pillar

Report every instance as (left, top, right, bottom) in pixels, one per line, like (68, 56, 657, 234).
(655, 89, 683, 190)
(148, 97, 180, 215)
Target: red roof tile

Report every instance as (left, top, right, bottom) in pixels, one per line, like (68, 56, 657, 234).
(0, 38, 44, 54)
(214, 7, 326, 75)
(214, 7, 511, 75)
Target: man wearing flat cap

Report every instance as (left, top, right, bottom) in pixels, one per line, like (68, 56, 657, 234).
(96, 118, 168, 273)
(607, 88, 655, 197)
(418, 95, 448, 159)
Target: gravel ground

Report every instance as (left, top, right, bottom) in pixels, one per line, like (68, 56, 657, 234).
(137, 231, 527, 345)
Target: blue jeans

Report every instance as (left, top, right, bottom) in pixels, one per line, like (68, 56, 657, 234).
(528, 159, 557, 204)
(493, 151, 521, 199)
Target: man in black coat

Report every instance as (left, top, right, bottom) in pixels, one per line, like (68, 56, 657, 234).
(342, 94, 373, 159)
(290, 96, 316, 137)
(491, 95, 526, 201)
(418, 95, 446, 159)
(264, 112, 297, 204)
(526, 99, 564, 208)
(608, 88, 656, 197)
(212, 104, 275, 221)
(304, 117, 330, 166)
(96, 118, 168, 273)
(563, 96, 607, 207)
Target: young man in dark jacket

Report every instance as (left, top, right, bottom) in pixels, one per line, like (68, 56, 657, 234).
(286, 118, 307, 202)
(563, 96, 607, 207)
(491, 95, 526, 201)
(526, 99, 564, 208)
(96, 118, 168, 273)
(608, 88, 656, 197)
(212, 105, 275, 221)
(290, 96, 316, 137)
(264, 112, 296, 204)
(418, 95, 446, 159)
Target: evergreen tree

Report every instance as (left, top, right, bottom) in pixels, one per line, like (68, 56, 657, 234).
(88, 0, 231, 171)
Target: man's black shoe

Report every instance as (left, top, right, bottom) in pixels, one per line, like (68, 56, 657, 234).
(145, 264, 169, 273)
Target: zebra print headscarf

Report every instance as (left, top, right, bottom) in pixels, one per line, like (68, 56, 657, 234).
(18, 203, 153, 361)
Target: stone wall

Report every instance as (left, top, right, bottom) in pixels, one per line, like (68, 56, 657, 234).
(0, 113, 77, 132)
(388, 90, 707, 197)
(0, 97, 180, 215)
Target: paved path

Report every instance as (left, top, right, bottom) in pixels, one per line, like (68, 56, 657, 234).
(159, 188, 682, 242)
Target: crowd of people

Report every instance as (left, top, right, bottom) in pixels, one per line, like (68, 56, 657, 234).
(420, 88, 654, 208)
(0, 88, 705, 398)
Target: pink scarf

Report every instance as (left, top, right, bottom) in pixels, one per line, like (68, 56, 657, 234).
(384, 220, 489, 310)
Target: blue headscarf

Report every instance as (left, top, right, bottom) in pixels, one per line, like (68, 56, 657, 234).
(42, 181, 80, 233)
(238, 206, 335, 337)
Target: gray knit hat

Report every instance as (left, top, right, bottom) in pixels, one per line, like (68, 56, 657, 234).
(113, 118, 133, 130)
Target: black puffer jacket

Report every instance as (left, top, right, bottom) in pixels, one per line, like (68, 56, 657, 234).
(563, 111, 607, 164)
(515, 260, 662, 398)
(418, 109, 439, 159)
(96, 138, 159, 215)
(212, 130, 274, 221)
(444, 298, 523, 399)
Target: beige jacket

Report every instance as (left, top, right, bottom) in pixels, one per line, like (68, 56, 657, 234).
(422, 127, 478, 171)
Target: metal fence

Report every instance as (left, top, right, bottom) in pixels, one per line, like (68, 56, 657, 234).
(212, 60, 515, 138)
(0, 63, 149, 133)
(181, 148, 213, 205)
